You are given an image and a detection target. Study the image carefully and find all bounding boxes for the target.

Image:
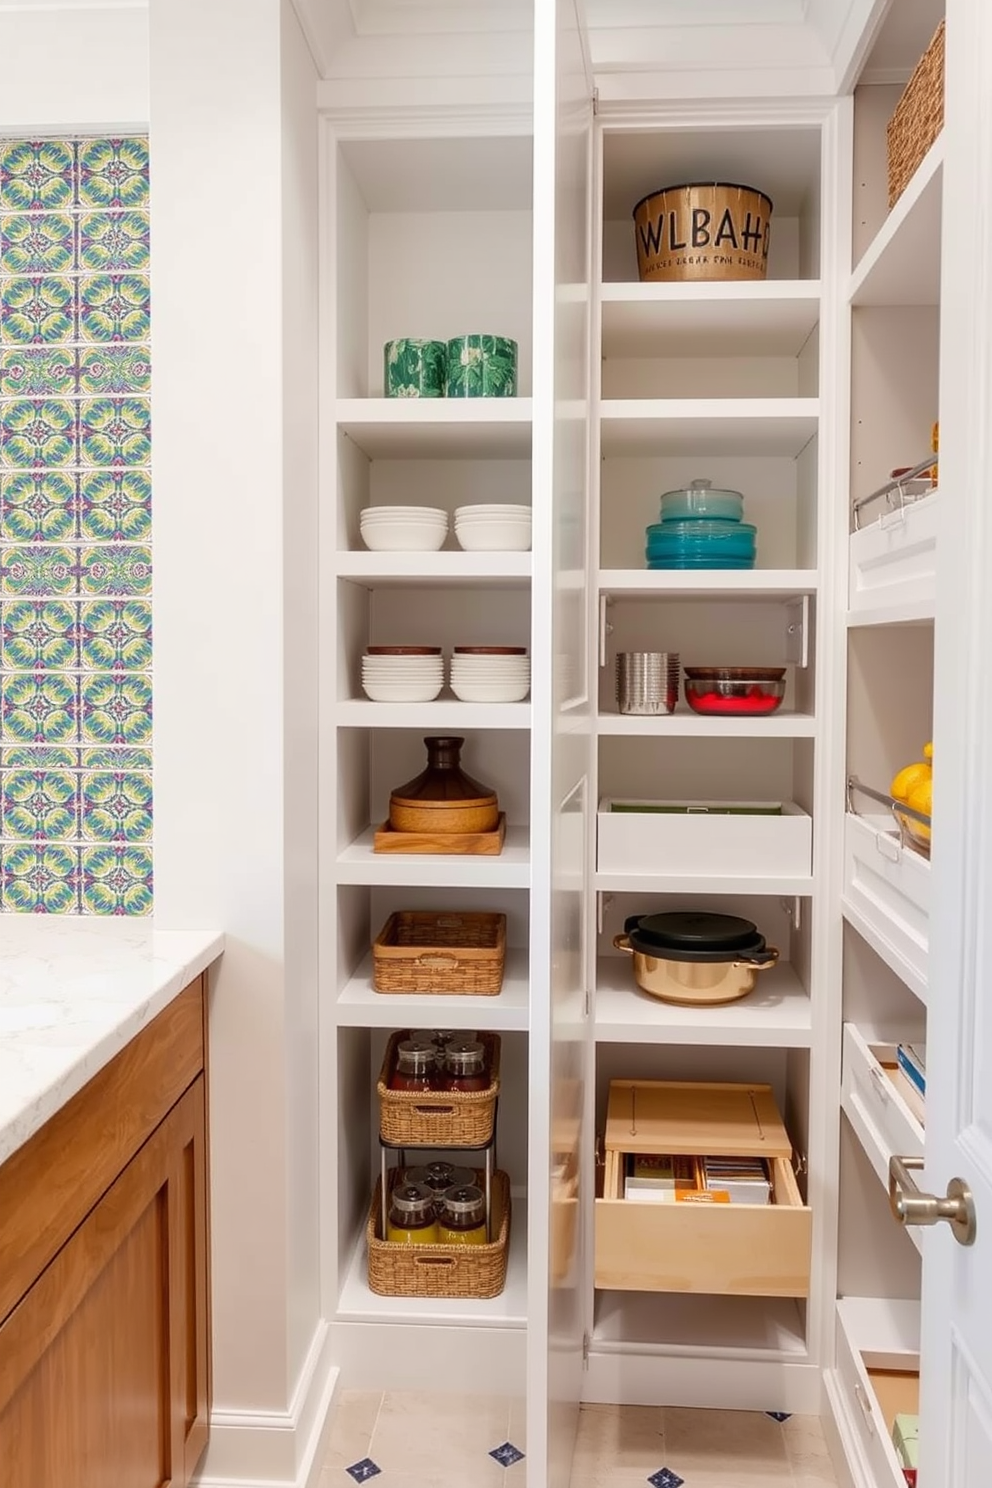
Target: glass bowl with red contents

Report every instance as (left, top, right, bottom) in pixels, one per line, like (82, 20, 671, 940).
(684, 667, 786, 716)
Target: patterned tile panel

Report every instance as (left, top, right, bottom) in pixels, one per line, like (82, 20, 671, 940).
(0, 138, 151, 913)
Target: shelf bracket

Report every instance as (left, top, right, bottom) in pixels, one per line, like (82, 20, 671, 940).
(597, 891, 614, 934)
(779, 897, 802, 932)
(599, 593, 614, 669)
(784, 595, 810, 668)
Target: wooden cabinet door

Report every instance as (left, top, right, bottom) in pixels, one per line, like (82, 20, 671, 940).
(0, 1078, 209, 1488)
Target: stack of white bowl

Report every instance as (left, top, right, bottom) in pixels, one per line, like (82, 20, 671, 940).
(360, 506, 448, 552)
(454, 504, 531, 552)
(361, 647, 443, 702)
(449, 646, 530, 703)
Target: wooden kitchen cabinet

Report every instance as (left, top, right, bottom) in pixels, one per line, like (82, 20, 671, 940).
(0, 980, 210, 1488)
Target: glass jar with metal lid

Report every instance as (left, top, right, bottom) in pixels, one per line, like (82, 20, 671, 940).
(658, 477, 744, 523)
(387, 1183, 440, 1244)
(402, 1162, 476, 1197)
(436, 1184, 488, 1246)
(389, 1038, 437, 1092)
(439, 1038, 489, 1092)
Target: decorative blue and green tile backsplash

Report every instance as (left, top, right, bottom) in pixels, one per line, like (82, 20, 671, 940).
(0, 138, 151, 915)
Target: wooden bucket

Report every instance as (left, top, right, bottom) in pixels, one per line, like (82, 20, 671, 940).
(633, 182, 773, 283)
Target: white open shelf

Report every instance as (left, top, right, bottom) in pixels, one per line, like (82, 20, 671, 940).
(601, 281, 821, 359)
(594, 958, 811, 1047)
(846, 599, 936, 629)
(336, 700, 532, 730)
(593, 1291, 808, 1358)
(831, 1296, 922, 1488)
(843, 813, 929, 1004)
(336, 551, 532, 588)
(841, 1025, 925, 1255)
(336, 826, 531, 888)
(847, 488, 938, 626)
(336, 948, 530, 1030)
(336, 1195, 528, 1327)
(595, 870, 814, 895)
(336, 398, 533, 458)
(843, 900, 928, 1008)
(850, 135, 943, 308)
(597, 711, 816, 739)
(599, 399, 819, 458)
(599, 569, 818, 597)
(836, 1295, 921, 1358)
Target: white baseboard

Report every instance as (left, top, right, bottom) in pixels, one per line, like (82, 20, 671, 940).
(193, 1320, 339, 1488)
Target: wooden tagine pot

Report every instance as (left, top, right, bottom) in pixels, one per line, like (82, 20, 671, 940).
(389, 736, 499, 834)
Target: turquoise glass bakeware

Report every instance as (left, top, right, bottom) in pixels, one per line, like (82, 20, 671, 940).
(645, 519, 757, 569)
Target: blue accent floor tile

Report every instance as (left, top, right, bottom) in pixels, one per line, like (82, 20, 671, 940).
(490, 1441, 526, 1467)
(766, 1410, 793, 1422)
(345, 1461, 381, 1484)
(648, 1471, 685, 1488)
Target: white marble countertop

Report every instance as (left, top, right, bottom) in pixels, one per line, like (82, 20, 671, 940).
(0, 918, 224, 1167)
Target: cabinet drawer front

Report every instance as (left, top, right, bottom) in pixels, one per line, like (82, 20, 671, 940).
(844, 814, 930, 983)
(594, 1157, 811, 1298)
(849, 491, 938, 615)
(0, 977, 205, 1327)
(842, 1025, 925, 1191)
(0, 1078, 207, 1487)
(597, 804, 813, 879)
(835, 1313, 918, 1488)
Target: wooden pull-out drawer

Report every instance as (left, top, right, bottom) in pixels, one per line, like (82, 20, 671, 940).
(594, 1079, 812, 1298)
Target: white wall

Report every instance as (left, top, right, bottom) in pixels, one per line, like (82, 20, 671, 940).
(0, 3, 149, 131)
(149, 0, 328, 1481)
(280, 0, 323, 1412)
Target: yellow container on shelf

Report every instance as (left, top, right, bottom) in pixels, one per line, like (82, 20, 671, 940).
(436, 1185, 489, 1246)
(387, 1183, 440, 1245)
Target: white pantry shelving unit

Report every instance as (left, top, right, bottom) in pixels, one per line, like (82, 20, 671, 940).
(318, 115, 539, 1411)
(311, 1, 966, 1484)
(829, 5, 946, 1483)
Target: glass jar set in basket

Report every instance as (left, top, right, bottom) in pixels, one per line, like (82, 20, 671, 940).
(367, 1028, 511, 1298)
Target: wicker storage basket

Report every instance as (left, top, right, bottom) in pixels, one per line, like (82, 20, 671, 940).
(372, 911, 506, 996)
(378, 1030, 501, 1147)
(367, 1168, 511, 1298)
(887, 20, 945, 208)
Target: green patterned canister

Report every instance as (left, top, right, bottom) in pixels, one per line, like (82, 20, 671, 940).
(445, 335, 518, 398)
(384, 339, 447, 397)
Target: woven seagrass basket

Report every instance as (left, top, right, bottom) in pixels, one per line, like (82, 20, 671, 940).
(377, 1030, 501, 1147)
(367, 1168, 511, 1298)
(887, 20, 945, 208)
(372, 911, 506, 996)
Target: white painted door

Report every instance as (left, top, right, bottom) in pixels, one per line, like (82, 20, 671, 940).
(529, 1, 594, 1485)
(905, 3, 992, 1480)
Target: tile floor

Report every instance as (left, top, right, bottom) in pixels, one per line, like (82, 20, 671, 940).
(318, 1391, 840, 1487)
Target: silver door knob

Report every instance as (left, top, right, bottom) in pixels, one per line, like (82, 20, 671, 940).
(888, 1154, 977, 1246)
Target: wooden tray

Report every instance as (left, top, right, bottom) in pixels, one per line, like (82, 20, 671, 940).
(373, 813, 506, 856)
